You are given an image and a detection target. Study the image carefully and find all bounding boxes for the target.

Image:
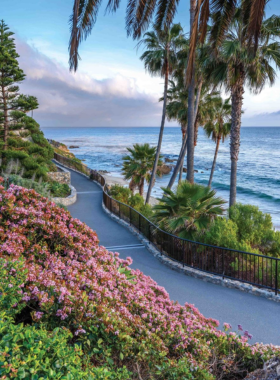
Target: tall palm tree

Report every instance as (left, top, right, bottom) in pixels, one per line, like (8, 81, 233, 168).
(186, 0, 197, 185)
(163, 79, 188, 182)
(204, 97, 232, 187)
(207, 10, 280, 206)
(122, 143, 163, 197)
(166, 41, 214, 189)
(166, 86, 218, 188)
(153, 181, 225, 239)
(138, 24, 186, 205)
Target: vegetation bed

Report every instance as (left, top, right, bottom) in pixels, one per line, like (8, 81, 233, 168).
(0, 181, 279, 379)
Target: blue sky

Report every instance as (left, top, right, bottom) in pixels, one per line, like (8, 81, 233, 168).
(2, 0, 280, 126)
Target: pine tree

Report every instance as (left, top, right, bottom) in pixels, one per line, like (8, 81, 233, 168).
(0, 20, 25, 150)
(17, 95, 39, 117)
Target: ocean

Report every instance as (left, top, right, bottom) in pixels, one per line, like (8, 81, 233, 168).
(42, 127, 280, 228)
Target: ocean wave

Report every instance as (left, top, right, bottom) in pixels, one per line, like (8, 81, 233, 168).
(211, 181, 280, 204)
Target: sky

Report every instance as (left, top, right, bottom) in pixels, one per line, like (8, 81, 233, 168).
(2, 0, 280, 127)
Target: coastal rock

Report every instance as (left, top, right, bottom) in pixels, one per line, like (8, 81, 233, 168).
(158, 164, 172, 175)
(69, 145, 79, 149)
(165, 158, 176, 163)
(194, 170, 198, 173)
(99, 170, 109, 174)
(245, 357, 280, 380)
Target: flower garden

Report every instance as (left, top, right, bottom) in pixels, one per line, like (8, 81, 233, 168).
(0, 180, 279, 379)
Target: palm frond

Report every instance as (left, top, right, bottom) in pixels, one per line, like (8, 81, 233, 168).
(210, 0, 237, 48)
(155, 0, 180, 32)
(246, 0, 266, 52)
(69, 0, 103, 71)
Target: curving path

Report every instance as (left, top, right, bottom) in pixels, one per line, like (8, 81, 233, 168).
(67, 168, 280, 345)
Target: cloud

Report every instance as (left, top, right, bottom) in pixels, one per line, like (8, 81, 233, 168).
(16, 38, 164, 127)
(16, 37, 280, 127)
(242, 109, 280, 126)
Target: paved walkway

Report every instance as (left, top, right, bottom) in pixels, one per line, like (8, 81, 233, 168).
(68, 169, 280, 345)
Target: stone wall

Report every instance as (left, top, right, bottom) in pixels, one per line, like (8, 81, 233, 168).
(51, 185, 77, 206)
(47, 171, 71, 185)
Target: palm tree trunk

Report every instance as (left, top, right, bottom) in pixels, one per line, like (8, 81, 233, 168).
(166, 2, 198, 190)
(167, 130, 188, 188)
(145, 59, 169, 204)
(186, 0, 197, 184)
(194, 79, 202, 119)
(229, 76, 244, 207)
(178, 127, 187, 182)
(208, 137, 220, 187)
(139, 178, 144, 197)
(194, 116, 199, 148)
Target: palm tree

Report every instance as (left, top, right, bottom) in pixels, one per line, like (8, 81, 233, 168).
(166, 86, 218, 188)
(186, 0, 268, 86)
(207, 10, 280, 206)
(204, 97, 232, 187)
(138, 24, 185, 205)
(163, 79, 188, 182)
(69, 1, 267, 69)
(122, 143, 163, 197)
(153, 181, 225, 239)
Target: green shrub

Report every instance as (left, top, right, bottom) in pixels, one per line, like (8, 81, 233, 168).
(109, 184, 153, 218)
(0, 313, 100, 379)
(0, 258, 27, 318)
(49, 182, 71, 198)
(110, 184, 131, 204)
(2, 150, 28, 160)
(198, 217, 240, 249)
(6, 174, 51, 198)
(229, 203, 273, 247)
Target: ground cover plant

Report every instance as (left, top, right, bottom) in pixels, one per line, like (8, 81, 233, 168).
(0, 180, 279, 379)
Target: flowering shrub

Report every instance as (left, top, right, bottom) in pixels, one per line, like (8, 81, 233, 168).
(0, 180, 279, 379)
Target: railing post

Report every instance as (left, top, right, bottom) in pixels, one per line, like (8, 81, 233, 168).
(139, 213, 141, 232)
(129, 207, 131, 225)
(119, 203, 121, 218)
(183, 240, 185, 267)
(222, 250, 225, 279)
(275, 260, 278, 296)
(148, 223, 151, 243)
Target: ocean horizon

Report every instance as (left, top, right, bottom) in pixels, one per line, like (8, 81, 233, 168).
(42, 126, 280, 228)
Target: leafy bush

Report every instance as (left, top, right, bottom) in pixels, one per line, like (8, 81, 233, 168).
(109, 184, 153, 218)
(109, 184, 131, 204)
(4, 174, 50, 197)
(1, 115, 54, 182)
(49, 181, 71, 197)
(229, 203, 273, 247)
(0, 258, 27, 318)
(0, 313, 132, 379)
(4, 175, 70, 200)
(0, 181, 279, 379)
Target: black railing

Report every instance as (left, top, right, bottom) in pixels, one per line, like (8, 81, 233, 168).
(54, 152, 280, 295)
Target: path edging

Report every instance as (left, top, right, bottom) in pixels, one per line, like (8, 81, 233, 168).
(51, 162, 77, 206)
(102, 201, 280, 303)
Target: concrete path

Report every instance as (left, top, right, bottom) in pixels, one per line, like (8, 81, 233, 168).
(68, 169, 280, 346)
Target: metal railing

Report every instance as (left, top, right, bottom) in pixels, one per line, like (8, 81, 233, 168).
(54, 152, 280, 295)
